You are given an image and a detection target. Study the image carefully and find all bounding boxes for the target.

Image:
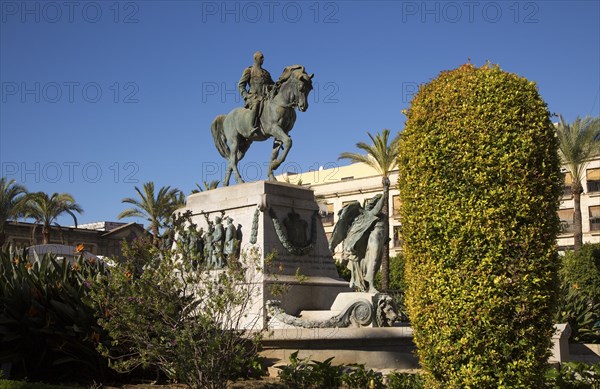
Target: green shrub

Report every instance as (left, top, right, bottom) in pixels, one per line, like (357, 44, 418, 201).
(0, 246, 109, 383)
(555, 244, 600, 343)
(545, 361, 600, 388)
(560, 243, 600, 304)
(335, 259, 352, 282)
(89, 221, 265, 389)
(388, 253, 407, 292)
(555, 283, 600, 343)
(277, 351, 342, 389)
(386, 371, 424, 389)
(276, 352, 384, 389)
(0, 380, 82, 389)
(341, 364, 384, 389)
(398, 63, 562, 388)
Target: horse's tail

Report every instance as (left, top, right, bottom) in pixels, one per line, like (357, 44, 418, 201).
(211, 115, 229, 158)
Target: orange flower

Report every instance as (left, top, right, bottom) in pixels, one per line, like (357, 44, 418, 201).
(125, 270, 132, 280)
(572, 283, 580, 289)
(30, 287, 43, 301)
(90, 331, 100, 343)
(28, 305, 40, 318)
(75, 244, 85, 253)
(13, 257, 20, 265)
(25, 262, 33, 270)
(72, 262, 80, 271)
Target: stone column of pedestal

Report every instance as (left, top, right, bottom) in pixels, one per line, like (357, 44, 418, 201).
(178, 180, 350, 329)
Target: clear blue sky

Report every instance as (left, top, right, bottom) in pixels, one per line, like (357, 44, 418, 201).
(1, 0, 599, 227)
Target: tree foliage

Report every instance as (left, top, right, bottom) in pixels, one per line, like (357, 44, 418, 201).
(398, 63, 562, 388)
(560, 243, 600, 303)
(191, 180, 220, 193)
(556, 115, 600, 187)
(118, 182, 184, 246)
(89, 215, 265, 389)
(0, 178, 28, 246)
(555, 243, 600, 342)
(25, 192, 83, 244)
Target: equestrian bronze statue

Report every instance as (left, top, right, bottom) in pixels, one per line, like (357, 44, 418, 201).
(211, 53, 314, 186)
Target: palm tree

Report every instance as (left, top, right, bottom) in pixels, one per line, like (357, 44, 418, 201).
(118, 182, 184, 246)
(339, 129, 401, 291)
(0, 178, 28, 247)
(556, 115, 600, 251)
(25, 192, 83, 244)
(191, 180, 220, 194)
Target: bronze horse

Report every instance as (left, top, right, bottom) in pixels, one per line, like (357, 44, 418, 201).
(211, 65, 314, 186)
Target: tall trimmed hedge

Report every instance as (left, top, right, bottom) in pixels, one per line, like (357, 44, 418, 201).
(398, 64, 562, 388)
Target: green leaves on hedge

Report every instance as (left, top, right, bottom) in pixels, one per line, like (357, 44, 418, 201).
(398, 63, 562, 388)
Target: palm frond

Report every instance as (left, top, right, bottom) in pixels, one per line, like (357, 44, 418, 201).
(117, 209, 146, 220)
(0, 178, 28, 229)
(119, 181, 184, 236)
(338, 129, 401, 177)
(556, 115, 600, 183)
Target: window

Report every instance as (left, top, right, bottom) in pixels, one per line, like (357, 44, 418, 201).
(392, 195, 402, 216)
(558, 208, 575, 234)
(590, 205, 600, 232)
(393, 226, 403, 248)
(587, 168, 600, 193)
(322, 203, 334, 226)
(562, 171, 573, 197)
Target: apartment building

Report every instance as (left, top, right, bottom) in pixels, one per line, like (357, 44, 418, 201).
(3, 221, 147, 259)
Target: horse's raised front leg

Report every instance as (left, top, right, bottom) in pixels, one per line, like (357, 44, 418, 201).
(269, 127, 292, 173)
(267, 139, 283, 181)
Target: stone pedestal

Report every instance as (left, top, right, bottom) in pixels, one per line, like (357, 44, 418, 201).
(177, 181, 350, 329)
(550, 323, 571, 363)
(261, 326, 418, 372)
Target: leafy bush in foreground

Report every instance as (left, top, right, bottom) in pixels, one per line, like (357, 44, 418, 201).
(545, 361, 600, 388)
(555, 283, 600, 343)
(555, 244, 600, 343)
(89, 228, 265, 389)
(386, 371, 424, 389)
(277, 351, 384, 389)
(0, 380, 82, 389)
(398, 63, 562, 388)
(560, 243, 600, 304)
(0, 246, 109, 382)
